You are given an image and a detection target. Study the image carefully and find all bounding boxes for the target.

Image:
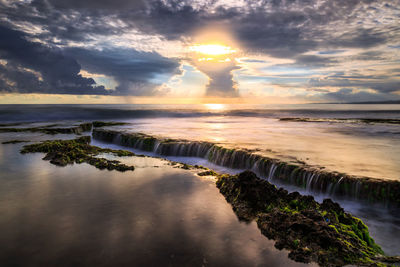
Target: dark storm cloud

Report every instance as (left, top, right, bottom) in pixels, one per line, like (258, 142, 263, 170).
(294, 55, 336, 68)
(40, 0, 148, 10)
(321, 88, 393, 103)
(353, 51, 385, 61)
(1, 0, 399, 97)
(66, 47, 181, 96)
(3, 0, 397, 54)
(308, 74, 400, 93)
(195, 64, 239, 97)
(0, 25, 108, 94)
(0, 25, 180, 95)
(328, 29, 387, 49)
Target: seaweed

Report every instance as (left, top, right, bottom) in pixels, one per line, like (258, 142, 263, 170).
(216, 171, 399, 266)
(92, 129, 400, 206)
(197, 170, 218, 176)
(20, 136, 135, 172)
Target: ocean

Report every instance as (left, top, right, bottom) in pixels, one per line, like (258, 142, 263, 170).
(1, 104, 399, 180)
(0, 103, 399, 260)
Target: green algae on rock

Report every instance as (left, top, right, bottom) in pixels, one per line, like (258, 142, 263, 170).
(20, 136, 135, 172)
(0, 122, 92, 135)
(197, 170, 218, 176)
(92, 129, 400, 207)
(216, 171, 396, 266)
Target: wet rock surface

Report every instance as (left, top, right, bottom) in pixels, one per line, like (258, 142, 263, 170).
(2, 140, 30, 144)
(92, 129, 400, 207)
(197, 170, 218, 176)
(92, 121, 129, 127)
(0, 122, 92, 135)
(216, 171, 398, 266)
(20, 136, 135, 172)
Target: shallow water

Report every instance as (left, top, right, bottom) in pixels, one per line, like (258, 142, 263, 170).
(116, 114, 400, 181)
(0, 138, 313, 267)
(1, 104, 399, 180)
(93, 139, 400, 256)
(1, 105, 400, 259)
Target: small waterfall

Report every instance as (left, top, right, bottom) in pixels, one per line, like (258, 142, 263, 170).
(354, 180, 362, 200)
(330, 177, 344, 196)
(153, 140, 161, 153)
(92, 129, 400, 207)
(306, 173, 316, 192)
(267, 163, 278, 181)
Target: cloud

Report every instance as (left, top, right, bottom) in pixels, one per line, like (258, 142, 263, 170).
(308, 73, 400, 93)
(1, 0, 400, 100)
(321, 88, 394, 103)
(0, 25, 181, 95)
(0, 25, 108, 94)
(201, 64, 239, 97)
(4, 0, 399, 57)
(66, 47, 181, 96)
(293, 55, 336, 68)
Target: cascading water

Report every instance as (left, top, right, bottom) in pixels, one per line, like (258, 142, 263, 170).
(92, 129, 400, 207)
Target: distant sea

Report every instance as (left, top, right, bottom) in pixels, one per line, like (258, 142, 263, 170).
(1, 103, 399, 180)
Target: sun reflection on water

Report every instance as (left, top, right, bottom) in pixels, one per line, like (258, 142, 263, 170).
(203, 103, 225, 110)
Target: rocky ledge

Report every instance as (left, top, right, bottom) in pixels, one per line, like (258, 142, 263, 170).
(0, 122, 92, 135)
(20, 136, 135, 172)
(92, 129, 400, 207)
(216, 171, 399, 266)
(92, 121, 128, 127)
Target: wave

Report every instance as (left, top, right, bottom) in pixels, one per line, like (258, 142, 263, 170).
(1, 104, 400, 122)
(280, 117, 400, 125)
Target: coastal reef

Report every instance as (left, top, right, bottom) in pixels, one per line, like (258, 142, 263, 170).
(92, 121, 128, 127)
(0, 122, 92, 135)
(216, 171, 398, 266)
(20, 136, 135, 172)
(92, 129, 400, 207)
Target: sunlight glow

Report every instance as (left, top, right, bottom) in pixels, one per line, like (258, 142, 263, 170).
(204, 103, 226, 110)
(190, 44, 236, 56)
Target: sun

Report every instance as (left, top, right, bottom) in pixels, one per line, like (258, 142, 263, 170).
(189, 44, 236, 56)
(203, 103, 225, 110)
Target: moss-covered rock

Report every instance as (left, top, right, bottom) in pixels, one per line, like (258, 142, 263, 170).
(216, 171, 397, 266)
(0, 122, 92, 135)
(20, 136, 135, 172)
(197, 170, 218, 176)
(92, 129, 400, 207)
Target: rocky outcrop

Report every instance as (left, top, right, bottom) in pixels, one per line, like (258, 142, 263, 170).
(216, 171, 397, 266)
(20, 136, 135, 172)
(92, 129, 400, 207)
(0, 122, 92, 135)
(92, 121, 128, 127)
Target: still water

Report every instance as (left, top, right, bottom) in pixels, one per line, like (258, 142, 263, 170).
(0, 139, 312, 267)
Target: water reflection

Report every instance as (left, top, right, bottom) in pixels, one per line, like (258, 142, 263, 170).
(0, 144, 311, 267)
(119, 115, 400, 180)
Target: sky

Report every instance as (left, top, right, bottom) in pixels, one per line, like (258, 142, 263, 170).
(0, 0, 399, 104)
